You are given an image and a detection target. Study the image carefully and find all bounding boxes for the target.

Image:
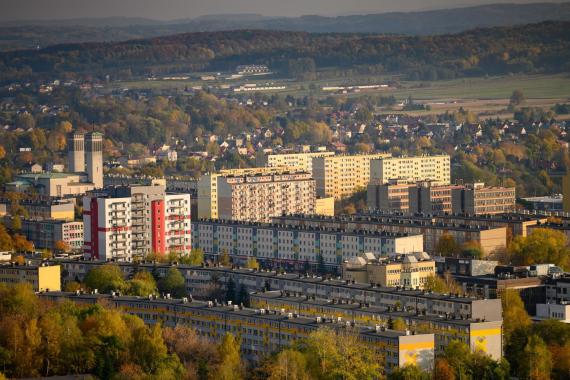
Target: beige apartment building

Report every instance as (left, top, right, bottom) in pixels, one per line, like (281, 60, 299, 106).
(315, 197, 335, 216)
(262, 151, 335, 174)
(452, 183, 516, 215)
(217, 172, 316, 223)
(313, 153, 391, 199)
(197, 166, 296, 219)
(370, 155, 451, 186)
(343, 252, 436, 289)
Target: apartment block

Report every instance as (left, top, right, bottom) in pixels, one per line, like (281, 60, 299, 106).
(217, 171, 316, 223)
(54, 260, 503, 323)
(0, 198, 75, 221)
(192, 219, 423, 269)
(370, 155, 450, 186)
(262, 151, 335, 174)
(197, 166, 296, 219)
(41, 292, 435, 372)
(250, 291, 502, 359)
(367, 180, 414, 212)
(273, 214, 507, 256)
(18, 219, 84, 251)
(452, 183, 516, 215)
(0, 263, 61, 291)
(313, 153, 391, 199)
(83, 185, 192, 260)
(343, 252, 436, 289)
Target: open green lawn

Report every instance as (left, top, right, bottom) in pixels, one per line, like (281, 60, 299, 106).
(108, 73, 570, 105)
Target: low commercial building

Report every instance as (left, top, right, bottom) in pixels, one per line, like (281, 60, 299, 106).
(435, 257, 498, 277)
(521, 195, 563, 211)
(535, 303, 570, 323)
(313, 153, 391, 199)
(545, 276, 570, 304)
(192, 219, 424, 270)
(0, 263, 61, 291)
(343, 252, 436, 289)
(40, 291, 435, 372)
(250, 291, 503, 359)
(273, 214, 507, 256)
(9, 172, 96, 197)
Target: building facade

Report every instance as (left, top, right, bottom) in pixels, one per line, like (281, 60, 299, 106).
(83, 185, 192, 260)
(0, 263, 61, 291)
(19, 219, 84, 251)
(217, 172, 316, 223)
(263, 151, 335, 174)
(313, 153, 391, 199)
(370, 155, 450, 186)
(192, 219, 424, 269)
(343, 252, 436, 289)
(452, 183, 516, 215)
(197, 166, 297, 219)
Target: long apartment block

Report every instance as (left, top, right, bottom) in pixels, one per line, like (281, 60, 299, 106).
(312, 153, 391, 199)
(250, 290, 502, 360)
(40, 291, 435, 373)
(55, 260, 502, 322)
(191, 219, 424, 269)
(272, 214, 507, 255)
(262, 151, 335, 173)
(83, 185, 191, 261)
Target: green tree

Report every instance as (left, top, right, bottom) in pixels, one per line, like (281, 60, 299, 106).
(157, 268, 186, 298)
(84, 264, 127, 294)
(389, 364, 430, 380)
(127, 271, 157, 297)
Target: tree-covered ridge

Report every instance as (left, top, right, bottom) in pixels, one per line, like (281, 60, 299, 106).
(0, 21, 569, 82)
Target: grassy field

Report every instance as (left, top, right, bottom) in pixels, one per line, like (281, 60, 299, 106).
(107, 73, 570, 117)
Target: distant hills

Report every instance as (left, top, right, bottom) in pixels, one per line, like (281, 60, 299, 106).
(1, 2, 570, 51)
(1, 21, 568, 83)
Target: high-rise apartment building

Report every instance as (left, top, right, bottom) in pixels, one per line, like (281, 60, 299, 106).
(452, 183, 516, 215)
(85, 132, 104, 189)
(312, 153, 391, 199)
(370, 155, 451, 186)
(67, 132, 85, 173)
(197, 166, 298, 219)
(217, 172, 316, 223)
(262, 151, 335, 174)
(83, 185, 191, 261)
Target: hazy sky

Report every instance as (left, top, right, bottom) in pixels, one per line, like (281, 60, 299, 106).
(0, 0, 565, 21)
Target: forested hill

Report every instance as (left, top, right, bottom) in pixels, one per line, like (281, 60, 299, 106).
(1, 21, 569, 83)
(1, 2, 570, 51)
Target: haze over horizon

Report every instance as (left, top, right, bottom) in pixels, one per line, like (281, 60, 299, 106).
(0, 0, 567, 22)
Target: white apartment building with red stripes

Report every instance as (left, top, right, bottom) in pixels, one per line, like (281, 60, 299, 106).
(83, 185, 191, 261)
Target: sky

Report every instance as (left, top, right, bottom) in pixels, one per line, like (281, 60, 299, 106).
(0, 0, 565, 22)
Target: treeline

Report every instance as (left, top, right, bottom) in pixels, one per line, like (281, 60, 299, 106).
(0, 21, 569, 82)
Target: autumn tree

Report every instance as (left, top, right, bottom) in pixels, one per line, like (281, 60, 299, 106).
(13, 234, 33, 252)
(502, 289, 531, 343)
(435, 233, 460, 257)
(127, 271, 157, 297)
(215, 333, 244, 380)
(268, 349, 311, 380)
(0, 225, 13, 251)
(246, 257, 260, 270)
(509, 90, 525, 107)
(519, 335, 552, 380)
(389, 364, 430, 380)
(54, 240, 70, 254)
(220, 249, 231, 266)
(509, 228, 570, 271)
